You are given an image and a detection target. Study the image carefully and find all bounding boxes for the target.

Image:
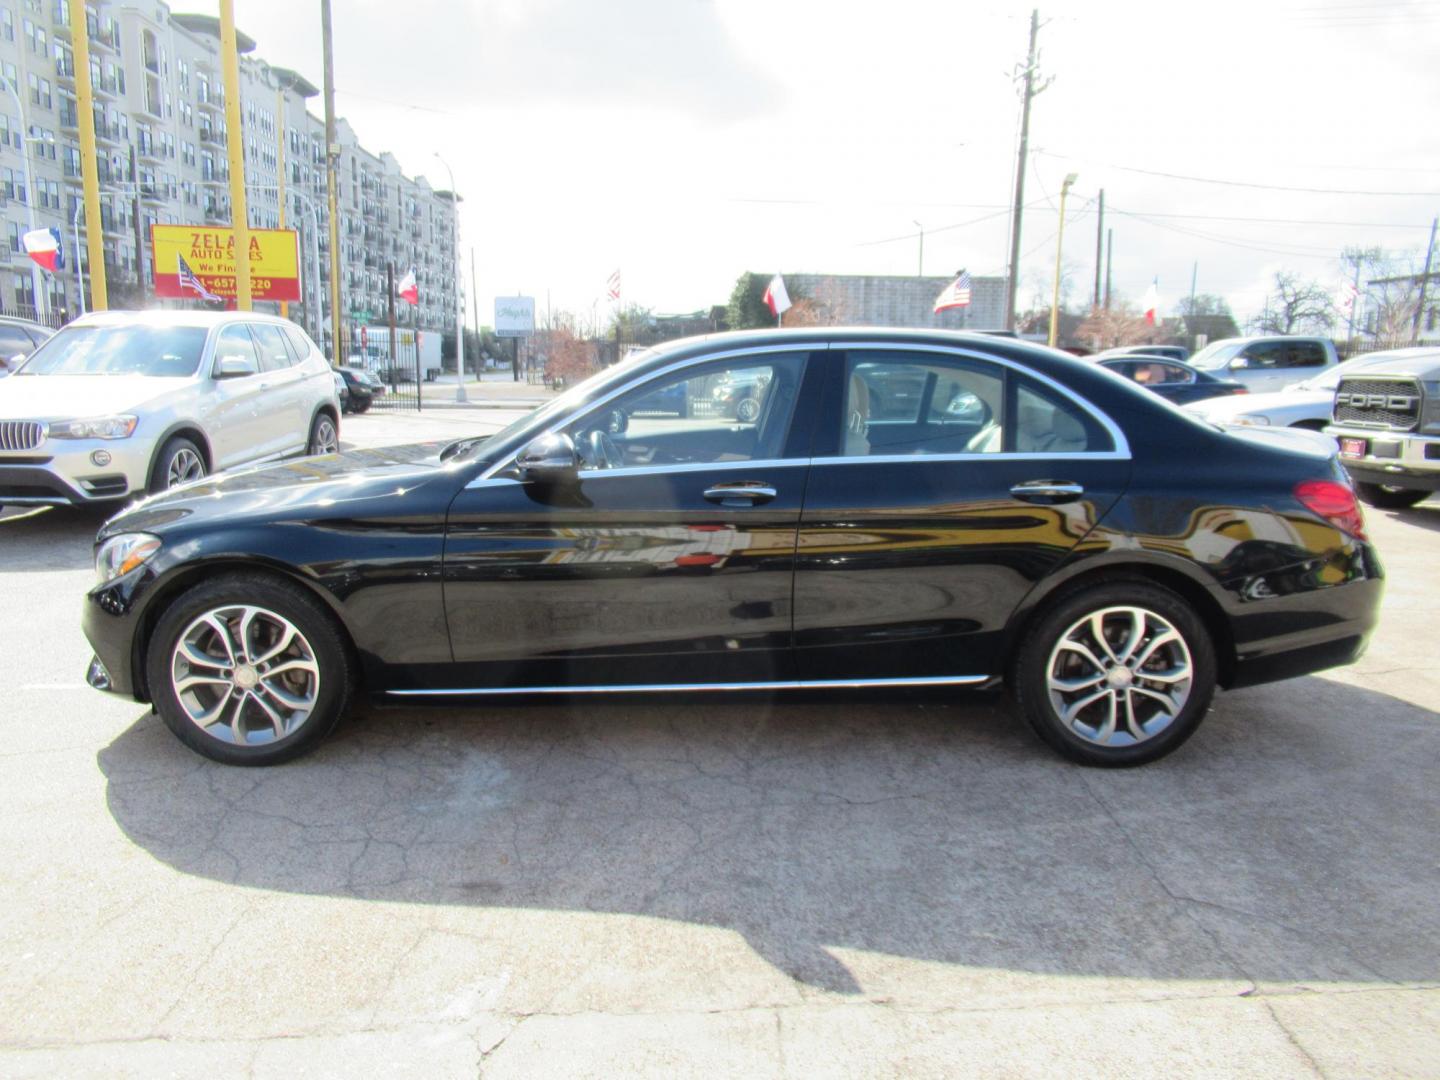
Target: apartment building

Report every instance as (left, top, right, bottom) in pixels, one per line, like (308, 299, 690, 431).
(0, 0, 458, 350)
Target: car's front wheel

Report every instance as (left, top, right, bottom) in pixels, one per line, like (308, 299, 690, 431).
(307, 412, 339, 456)
(1010, 581, 1217, 767)
(149, 436, 207, 494)
(146, 573, 353, 765)
(1354, 482, 1429, 509)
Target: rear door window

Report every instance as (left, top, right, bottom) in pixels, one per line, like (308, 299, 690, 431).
(250, 323, 294, 372)
(1279, 341, 1326, 368)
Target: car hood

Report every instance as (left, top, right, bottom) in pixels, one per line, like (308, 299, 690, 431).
(0, 374, 195, 419)
(1331, 355, 1439, 379)
(1189, 387, 1331, 419)
(101, 440, 465, 538)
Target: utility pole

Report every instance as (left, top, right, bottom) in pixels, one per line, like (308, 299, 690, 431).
(70, 0, 105, 310)
(1347, 258, 1361, 341)
(1104, 228, 1113, 310)
(322, 0, 343, 364)
(914, 220, 924, 277)
(1048, 172, 1077, 347)
(1411, 215, 1437, 344)
(1005, 8, 1048, 331)
(219, 0, 250, 310)
(1092, 189, 1104, 310)
(470, 246, 480, 365)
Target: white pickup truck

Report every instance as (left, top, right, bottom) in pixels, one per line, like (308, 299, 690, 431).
(1187, 335, 1339, 393)
(1325, 346, 1440, 508)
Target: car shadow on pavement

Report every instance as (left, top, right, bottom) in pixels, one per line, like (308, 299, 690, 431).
(97, 675, 1440, 995)
(0, 505, 109, 571)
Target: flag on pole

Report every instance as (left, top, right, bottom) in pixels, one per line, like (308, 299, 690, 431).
(933, 270, 973, 313)
(397, 265, 419, 305)
(1142, 279, 1160, 325)
(763, 274, 791, 317)
(607, 268, 622, 301)
(22, 227, 63, 273)
(177, 253, 222, 303)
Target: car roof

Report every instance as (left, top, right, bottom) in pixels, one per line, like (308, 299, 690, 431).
(63, 309, 300, 331)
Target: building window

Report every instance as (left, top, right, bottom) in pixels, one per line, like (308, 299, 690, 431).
(0, 9, 12, 42)
(7, 221, 19, 253)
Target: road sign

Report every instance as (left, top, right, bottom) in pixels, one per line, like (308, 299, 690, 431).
(494, 296, 535, 338)
(150, 225, 301, 302)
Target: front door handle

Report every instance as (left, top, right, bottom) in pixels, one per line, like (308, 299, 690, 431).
(703, 482, 777, 507)
(1010, 480, 1084, 505)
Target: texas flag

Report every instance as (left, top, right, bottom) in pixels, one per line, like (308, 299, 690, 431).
(763, 273, 791, 317)
(22, 227, 63, 273)
(1142, 279, 1160, 325)
(397, 265, 418, 305)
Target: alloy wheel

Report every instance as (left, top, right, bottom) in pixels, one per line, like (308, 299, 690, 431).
(312, 417, 339, 455)
(169, 604, 321, 746)
(166, 447, 205, 488)
(1044, 606, 1193, 747)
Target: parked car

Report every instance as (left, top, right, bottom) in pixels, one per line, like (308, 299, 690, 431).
(337, 366, 382, 413)
(82, 328, 1381, 769)
(0, 310, 340, 509)
(711, 367, 772, 421)
(1325, 346, 1440, 508)
(1097, 357, 1247, 405)
(332, 370, 350, 412)
(1186, 354, 1401, 432)
(0, 315, 54, 377)
(1188, 335, 1339, 393)
(1096, 344, 1190, 363)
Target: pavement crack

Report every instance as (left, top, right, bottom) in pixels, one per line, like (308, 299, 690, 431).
(1262, 998, 1328, 1078)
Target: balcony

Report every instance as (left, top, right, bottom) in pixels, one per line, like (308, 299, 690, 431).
(196, 91, 224, 114)
(136, 134, 161, 162)
(55, 56, 74, 82)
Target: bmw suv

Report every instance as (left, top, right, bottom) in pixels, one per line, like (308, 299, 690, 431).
(0, 310, 340, 509)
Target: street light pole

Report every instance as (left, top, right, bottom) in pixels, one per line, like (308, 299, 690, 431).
(1048, 172, 1078, 348)
(433, 152, 465, 403)
(913, 220, 924, 278)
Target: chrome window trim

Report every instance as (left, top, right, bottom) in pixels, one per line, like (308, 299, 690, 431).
(387, 674, 991, 697)
(467, 339, 1131, 490)
(469, 344, 826, 487)
(835, 341, 1131, 459)
(575, 457, 809, 481)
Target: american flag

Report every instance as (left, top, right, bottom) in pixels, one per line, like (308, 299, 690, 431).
(177, 253, 221, 303)
(933, 270, 972, 313)
(607, 268, 621, 301)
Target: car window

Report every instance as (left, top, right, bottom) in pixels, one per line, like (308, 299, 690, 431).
(832, 352, 1005, 456)
(1279, 341, 1326, 368)
(212, 324, 262, 376)
(564, 353, 807, 469)
(250, 323, 294, 372)
(1013, 378, 1110, 454)
(24, 327, 51, 347)
(281, 324, 314, 363)
(1240, 342, 1283, 368)
(1154, 363, 1193, 384)
(0, 325, 35, 358)
(1190, 341, 1244, 370)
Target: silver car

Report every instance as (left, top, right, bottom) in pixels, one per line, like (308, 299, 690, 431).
(0, 310, 340, 509)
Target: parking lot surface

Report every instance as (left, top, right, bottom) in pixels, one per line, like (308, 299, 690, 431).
(1, 414, 1437, 1077)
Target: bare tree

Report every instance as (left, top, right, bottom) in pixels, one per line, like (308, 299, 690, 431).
(1251, 271, 1335, 335)
(1340, 246, 1423, 342)
(1075, 302, 1167, 350)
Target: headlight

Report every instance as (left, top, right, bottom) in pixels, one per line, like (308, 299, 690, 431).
(50, 415, 138, 440)
(95, 533, 161, 583)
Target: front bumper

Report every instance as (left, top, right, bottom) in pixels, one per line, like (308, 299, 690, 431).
(0, 437, 153, 505)
(1325, 427, 1440, 492)
(82, 564, 164, 701)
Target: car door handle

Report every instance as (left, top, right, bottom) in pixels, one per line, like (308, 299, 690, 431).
(1010, 480, 1084, 504)
(703, 482, 777, 506)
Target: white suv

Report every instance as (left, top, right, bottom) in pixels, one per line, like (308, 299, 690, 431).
(0, 310, 340, 509)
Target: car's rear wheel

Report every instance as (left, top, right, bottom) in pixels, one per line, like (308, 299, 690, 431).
(1010, 581, 1217, 767)
(736, 396, 761, 423)
(307, 412, 339, 456)
(146, 573, 353, 766)
(1354, 482, 1429, 509)
(149, 436, 206, 494)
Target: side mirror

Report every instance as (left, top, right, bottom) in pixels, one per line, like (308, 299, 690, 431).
(214, 354, 258, 379)
(1229, 355, 1250, 370)
(517, 432, 579, 484)
(9, 352, 26, 368)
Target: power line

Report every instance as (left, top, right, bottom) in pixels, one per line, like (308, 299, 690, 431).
(854, 203, 1035, 249)
(1034, 149, 1440, 197)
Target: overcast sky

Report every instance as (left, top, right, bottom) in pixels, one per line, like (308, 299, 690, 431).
(237, 0, 1439, 327)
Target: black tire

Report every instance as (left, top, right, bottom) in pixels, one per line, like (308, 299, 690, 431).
(1009, 581, 1218, 767)
(145, 572, 354, 766)
(736, 395, 761, 423)
(149, 435, 207, 494)
(1354, 482, 1429, 509)
(354, 399, 371, 414)
(307, 411, 339, 456)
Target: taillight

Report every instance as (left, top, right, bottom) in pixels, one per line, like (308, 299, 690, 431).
(1294, 479, 1367, 540)
(1234, 387, 1249, 394)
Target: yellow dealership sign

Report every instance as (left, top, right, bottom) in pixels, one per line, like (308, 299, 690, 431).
(150, 225, 301, 302)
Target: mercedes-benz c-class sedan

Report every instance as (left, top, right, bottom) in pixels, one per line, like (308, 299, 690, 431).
(82, 329, 1382, 768)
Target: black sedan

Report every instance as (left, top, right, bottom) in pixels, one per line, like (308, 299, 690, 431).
(83, 329, 1382, 768)
(336, 366, 382, 413)
(1098, 357, 1248, 406)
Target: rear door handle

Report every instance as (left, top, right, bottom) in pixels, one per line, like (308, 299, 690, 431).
(1010, 480, 1084, 504)
(703, 482, 777, 507)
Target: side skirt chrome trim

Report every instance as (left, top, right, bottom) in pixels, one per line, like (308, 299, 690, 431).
(386, 674, 991, 698)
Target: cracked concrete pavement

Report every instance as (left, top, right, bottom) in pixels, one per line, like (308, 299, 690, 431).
(1, 414, 1437, 1077)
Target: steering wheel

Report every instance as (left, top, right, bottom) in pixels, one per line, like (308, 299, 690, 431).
(587, 429, 624, 469)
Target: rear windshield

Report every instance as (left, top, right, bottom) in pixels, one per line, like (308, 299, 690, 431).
(16, 325, 210, 377)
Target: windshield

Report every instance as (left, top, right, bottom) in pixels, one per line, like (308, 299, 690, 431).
(446, 346, 661, 461)
(1189, 341, 1245, 371)
(17, 325, 210, 377)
